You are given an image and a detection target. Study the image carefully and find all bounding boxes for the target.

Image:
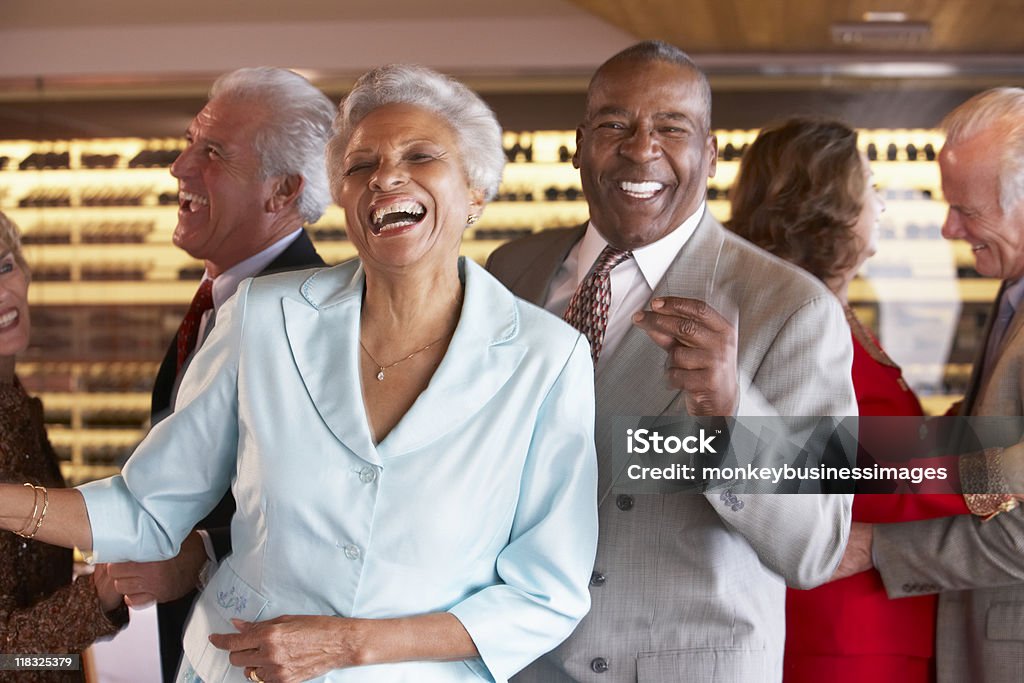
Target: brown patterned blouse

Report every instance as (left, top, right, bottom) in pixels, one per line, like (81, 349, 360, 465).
(0, 379, 128, 682)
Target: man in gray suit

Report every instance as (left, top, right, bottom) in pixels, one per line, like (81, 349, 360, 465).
(488, 41, 856, 682)
(835, 88, 1024, 683)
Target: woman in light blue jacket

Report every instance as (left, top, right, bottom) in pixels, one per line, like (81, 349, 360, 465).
(0, 65, 598, 683)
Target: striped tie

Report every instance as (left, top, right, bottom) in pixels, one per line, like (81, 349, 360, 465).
(563, 246, 632, 364)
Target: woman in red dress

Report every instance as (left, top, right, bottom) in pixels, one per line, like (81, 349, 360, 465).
(728, 118, 968, 682)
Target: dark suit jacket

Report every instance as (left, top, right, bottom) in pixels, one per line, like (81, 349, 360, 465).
(153, 229, 324, 682)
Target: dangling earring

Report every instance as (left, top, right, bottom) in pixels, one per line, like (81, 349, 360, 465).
(466, 214, 480, 225)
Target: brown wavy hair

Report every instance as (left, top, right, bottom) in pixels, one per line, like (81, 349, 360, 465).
(727, 118, 866, 286)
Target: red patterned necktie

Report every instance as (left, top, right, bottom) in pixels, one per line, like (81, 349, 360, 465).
(176, 279, 214, 374)
(563, 245, 632, 364)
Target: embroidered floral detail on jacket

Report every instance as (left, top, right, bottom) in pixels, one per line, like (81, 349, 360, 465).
(216, 586, 248, 615)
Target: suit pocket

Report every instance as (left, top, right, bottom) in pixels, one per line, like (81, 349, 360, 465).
(987, 602, 1024, 641)
(637, 648, 767, 682)
(183, 561, 270, 681)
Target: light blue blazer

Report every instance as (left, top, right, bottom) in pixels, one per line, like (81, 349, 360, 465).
(80, 257, 599, 682)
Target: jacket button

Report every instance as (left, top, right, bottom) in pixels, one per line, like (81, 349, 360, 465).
(616, 494, 634, 511)
(590, 657, 609, 673)
(590, 571, 606, 587)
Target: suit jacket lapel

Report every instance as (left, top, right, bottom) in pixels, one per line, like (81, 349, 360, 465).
(594, 211, 726, 501)
(506, 226, 585, 306)
(973, 285, 1024, 415)
(963, 280, 1008, 416)
(284, 259, 526, 464)
(378, 260, 526, 458)
(284, 263, 381, 465)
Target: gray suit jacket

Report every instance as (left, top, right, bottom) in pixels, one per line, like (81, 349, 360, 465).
(874, 283, 1024, 683)
(488, 212, 857, 682)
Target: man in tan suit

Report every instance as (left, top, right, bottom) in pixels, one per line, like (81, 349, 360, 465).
(835, 88, 1024, 682)
(488, 41, 856, 682)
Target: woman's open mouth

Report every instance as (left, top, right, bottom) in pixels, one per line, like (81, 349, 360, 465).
(370, 201, 427, 235)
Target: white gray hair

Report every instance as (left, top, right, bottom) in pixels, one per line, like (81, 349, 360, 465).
(327, 64, 505, 201)
(942, 87, 1024, 213)
(210, 67, 335, 223)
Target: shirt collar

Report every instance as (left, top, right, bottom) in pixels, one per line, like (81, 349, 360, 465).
(205, 228, 304, 310)
(1003, 277, 1024, 313)
(576, 201, 706, 289)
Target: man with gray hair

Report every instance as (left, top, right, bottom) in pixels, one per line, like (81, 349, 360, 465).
(104, 66, 333, 681)
(834, 87, 1024, 682)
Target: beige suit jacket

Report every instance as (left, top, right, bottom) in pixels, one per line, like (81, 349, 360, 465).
(874, 282, 1024, 683)
(488, 212, 857, 682)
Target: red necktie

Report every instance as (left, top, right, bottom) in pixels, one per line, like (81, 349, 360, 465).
(176, 279, 214, 374)
(563, 246, 632, 364)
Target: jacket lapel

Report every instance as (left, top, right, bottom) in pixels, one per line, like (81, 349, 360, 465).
(973, 283, 1024, 415)
(283, 259, 526, 463)
(594, 212, 726, 501)
(284, 262, 382, 466)
(506, 226, 585, 305)
(963, 281, 1008, 416)
(378, 260, 526, 457)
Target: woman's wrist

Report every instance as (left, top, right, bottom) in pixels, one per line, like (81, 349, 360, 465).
(0, 483, 35, 532)
(351, 613, 476, 667)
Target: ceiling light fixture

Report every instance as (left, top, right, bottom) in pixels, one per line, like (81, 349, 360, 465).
(862, 11, 909, 22)
(831, 19, 931, 46)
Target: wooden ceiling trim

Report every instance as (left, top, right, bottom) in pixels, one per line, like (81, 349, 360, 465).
(570, 0, 1024, 53)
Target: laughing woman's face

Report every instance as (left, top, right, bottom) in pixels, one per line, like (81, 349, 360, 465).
(337, 103, 484, 275)
(0, 249, 30, 360)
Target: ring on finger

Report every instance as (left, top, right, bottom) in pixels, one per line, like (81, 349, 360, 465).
(247, 670, 264, 683)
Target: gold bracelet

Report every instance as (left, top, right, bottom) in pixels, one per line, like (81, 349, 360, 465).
(31, 485, 49, 539)
(15, 484, 48, 540)
(14, 483, 40, 538)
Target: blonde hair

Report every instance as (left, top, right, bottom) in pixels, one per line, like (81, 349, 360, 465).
(0, 211, 28, 276)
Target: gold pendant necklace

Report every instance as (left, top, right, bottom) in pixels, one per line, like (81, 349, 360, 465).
(360, 333, 449, 381)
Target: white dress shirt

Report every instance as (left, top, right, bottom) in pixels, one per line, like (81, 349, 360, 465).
(195, 227, 305, 342)
(545, 203, 706, 370)
(177, 227, 305, 402)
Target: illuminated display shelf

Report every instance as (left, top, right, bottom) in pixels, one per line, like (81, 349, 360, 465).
(0, 128, 980, 482)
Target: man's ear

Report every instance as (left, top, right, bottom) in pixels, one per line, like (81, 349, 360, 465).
(267, 174, 304, 212)
(707, 134, 719, 179)
(572, 125, 584, 169)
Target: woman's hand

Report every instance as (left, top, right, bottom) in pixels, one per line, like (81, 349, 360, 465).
(828, 521, 874, 582)
(209, 615, 372, 683)
(209, 612, 476, 682)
